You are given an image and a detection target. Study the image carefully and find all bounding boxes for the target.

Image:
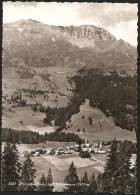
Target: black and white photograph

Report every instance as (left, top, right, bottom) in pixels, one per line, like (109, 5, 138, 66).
(1, 2, 138, 193)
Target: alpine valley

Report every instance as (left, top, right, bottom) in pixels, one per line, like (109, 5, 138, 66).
(2, 19, 137, 142)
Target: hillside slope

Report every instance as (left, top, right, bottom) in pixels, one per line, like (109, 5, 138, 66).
(63, 99, 136, 142)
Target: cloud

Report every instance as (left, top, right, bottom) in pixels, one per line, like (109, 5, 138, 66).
(3, 2, 138, 46)
(108, 20, 137, 46)
(80, 3, 138, 27)
(3, 2, 81, 25)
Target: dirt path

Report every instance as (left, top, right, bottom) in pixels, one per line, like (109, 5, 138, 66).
(91, 155, 106, 166)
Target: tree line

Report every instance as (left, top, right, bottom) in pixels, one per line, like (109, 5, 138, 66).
(2, 128, 136, 154)
(2, 128, 85, 144)
(1, 139, 136, 193)
(43, 94, 84, 126)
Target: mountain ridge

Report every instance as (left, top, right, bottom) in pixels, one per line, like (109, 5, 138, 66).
(4, 19, 136, 47)
(3, 19, 137, 73)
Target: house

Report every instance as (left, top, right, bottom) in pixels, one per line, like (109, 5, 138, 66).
(69, 146, 75, 150)
(97, 150, 106, 154)
(74, 144, 79, 151)
(34, 152, 40, 156)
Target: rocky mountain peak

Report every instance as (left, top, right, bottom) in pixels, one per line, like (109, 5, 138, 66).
(51, 25, 116, 41)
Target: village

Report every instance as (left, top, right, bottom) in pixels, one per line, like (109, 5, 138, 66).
(23, 141, 108, 158)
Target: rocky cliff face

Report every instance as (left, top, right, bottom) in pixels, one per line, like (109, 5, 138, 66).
(52, 25, 116, 41)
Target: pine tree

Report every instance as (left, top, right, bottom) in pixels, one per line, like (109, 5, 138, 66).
(38, 174, 47, 192)
(131, 161, 137, 193)
(102, 139, 119, 192)
(64, 161, 80, 192)
(113, 147, 134, 193)
(88, 172, 97, 193)
(82, 171, 89, 184)
(65, 161, 79, 184)
(46, 168, 53, 185)
(20, 155, 36, 191)
(80, 171, 90, 192)
(2, 142, 21, 191)
(102, 140, 134, 193)
(96, 173, 103, 192)
(39, 173, 47, 185)
(46, 168, 54, 192)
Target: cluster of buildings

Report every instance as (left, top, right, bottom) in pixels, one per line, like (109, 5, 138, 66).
(23, 142, 108, 157)
(78, 143, 107, 154)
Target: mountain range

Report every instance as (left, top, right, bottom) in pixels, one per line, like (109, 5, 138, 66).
(3, 19, 137, 73)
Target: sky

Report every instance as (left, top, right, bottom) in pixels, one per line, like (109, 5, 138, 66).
(3, 2, 138, 46)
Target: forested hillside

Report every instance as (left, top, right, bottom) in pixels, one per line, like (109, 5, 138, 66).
(72, 69, 136, 131)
